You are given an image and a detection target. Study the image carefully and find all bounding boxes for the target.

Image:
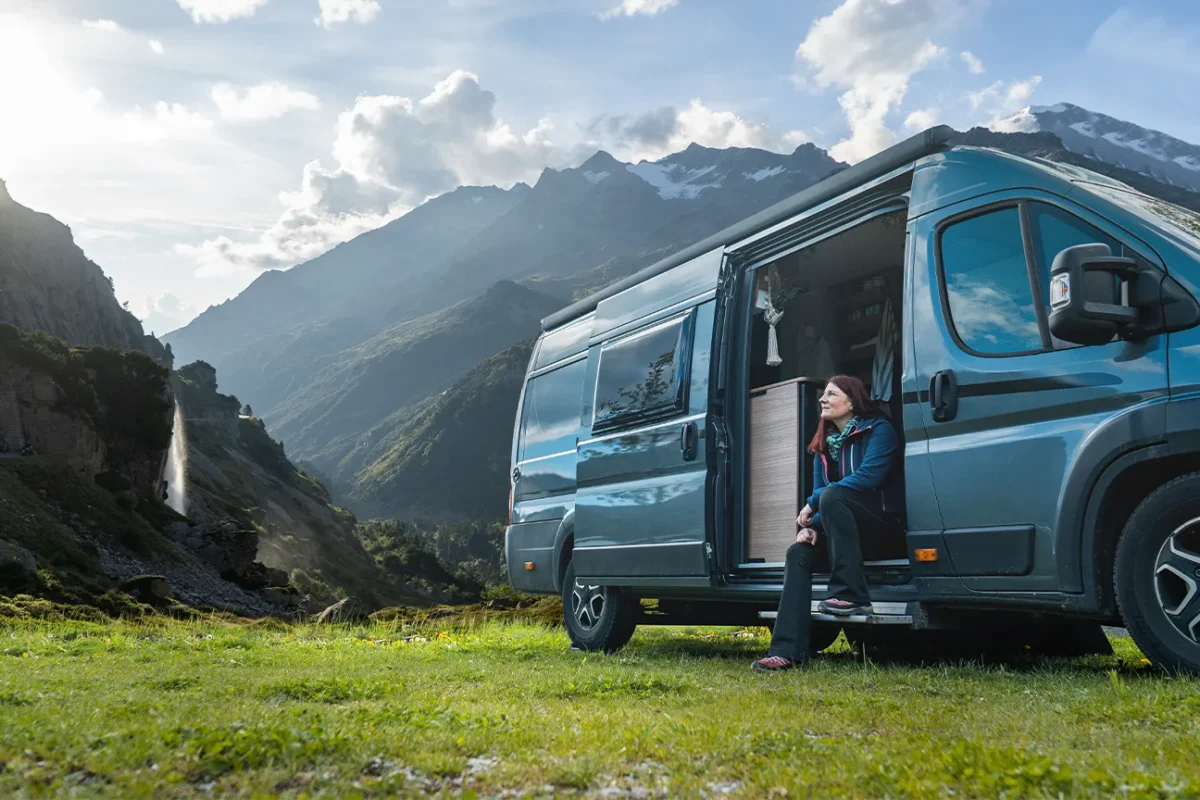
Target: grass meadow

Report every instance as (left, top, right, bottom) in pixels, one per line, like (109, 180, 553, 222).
(0, 614, 1197, 798)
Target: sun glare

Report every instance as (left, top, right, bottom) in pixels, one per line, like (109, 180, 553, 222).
(0, 15, 94, 173)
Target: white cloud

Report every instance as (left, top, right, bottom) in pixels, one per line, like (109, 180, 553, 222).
(672, 99, 769, 150)
(180, 71, 560, 275)
(961, 50, 984, 75)
(140, 292, 198, 336)
(177, 0, 269, 24)
(904, 107, 940, 131)
(117, 102, 213, 144)
(586, 100, 806, 162)
(601, 0, 678, 20)
(211, 82, 321, 121)
(796, 0, 968, 164)
(315, 0, 382, 28)
(0, 18, 213, 174)
(781, 129, 811, 149)
(1006, 76, 1041, 105)
(968, 75, 1042, 127)
(149, 39, 166, 55)
(82, 19, 124, 33)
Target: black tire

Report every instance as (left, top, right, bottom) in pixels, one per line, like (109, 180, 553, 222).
(1115, 473, 1200, 675)
(561, 559, 638, 653)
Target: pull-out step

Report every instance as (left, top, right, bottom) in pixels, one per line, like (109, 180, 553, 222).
(759, 601, 913, 625)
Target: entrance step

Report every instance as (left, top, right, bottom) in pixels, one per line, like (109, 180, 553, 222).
(759, 601, 913, 625)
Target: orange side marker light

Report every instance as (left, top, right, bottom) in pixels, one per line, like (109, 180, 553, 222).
(524, 561, 535, 571)
(915, 548, 939, 563)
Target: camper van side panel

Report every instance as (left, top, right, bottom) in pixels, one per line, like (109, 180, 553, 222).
(506, 321, 590, 594)
(573, 301, 716, 581)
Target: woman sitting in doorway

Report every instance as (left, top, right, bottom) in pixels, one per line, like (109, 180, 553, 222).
(752, 375, 906, 671)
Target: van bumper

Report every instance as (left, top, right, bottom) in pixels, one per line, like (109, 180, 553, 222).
(505, 522, 559, 594)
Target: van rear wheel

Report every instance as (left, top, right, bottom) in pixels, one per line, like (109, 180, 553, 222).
(1115, 472, 1200, 675)
(562, 560, 638, 653)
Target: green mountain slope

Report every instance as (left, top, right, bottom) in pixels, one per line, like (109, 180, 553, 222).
(347, 341, 533, 522)
(164, 185, 529, 377)
(263, 281, 562, 479)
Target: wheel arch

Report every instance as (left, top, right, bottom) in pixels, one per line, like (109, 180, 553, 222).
(552, 508, 575, 593)
(1080, 427, 1200, 618)
(1053, 400, 1168, 595)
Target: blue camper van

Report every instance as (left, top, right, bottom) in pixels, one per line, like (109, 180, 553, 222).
(505, 126, 1200, 674)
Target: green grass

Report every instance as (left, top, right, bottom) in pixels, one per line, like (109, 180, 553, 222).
(0, 617, 1196, 798)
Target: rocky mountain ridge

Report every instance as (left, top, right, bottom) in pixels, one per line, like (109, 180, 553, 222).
(992, 103, 1200, 193)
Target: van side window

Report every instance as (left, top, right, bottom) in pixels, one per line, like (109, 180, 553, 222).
(1028, 202, 1123, 309)
(518, 359, 585, 461)
(940, 207, 1043, 355)
(592, 313, 693, 433)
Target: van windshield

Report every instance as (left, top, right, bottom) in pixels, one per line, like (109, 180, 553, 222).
(1079, 182, 1200, 253)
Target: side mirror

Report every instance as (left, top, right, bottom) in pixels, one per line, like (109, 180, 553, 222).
(1048, 244, 1139, 346)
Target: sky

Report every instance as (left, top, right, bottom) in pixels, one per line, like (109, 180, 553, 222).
(1, 0, 1197, 335)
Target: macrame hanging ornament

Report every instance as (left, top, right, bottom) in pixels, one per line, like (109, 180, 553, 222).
(763, 264, 793, 367)
(764, 301, 784, 367)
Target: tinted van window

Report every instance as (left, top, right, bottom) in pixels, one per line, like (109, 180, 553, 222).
(941, 207, 1042, 355)
(519, 359, 584, 461)
(593, 314, 693, 433)
(1028, 202, 1122, 306)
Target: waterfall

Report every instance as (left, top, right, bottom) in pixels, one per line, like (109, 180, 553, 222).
(165, 402, 187, 515)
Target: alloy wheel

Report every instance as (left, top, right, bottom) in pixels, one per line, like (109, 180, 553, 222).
(1154, 516, 1200, 644)
(571, 579, 606, 631)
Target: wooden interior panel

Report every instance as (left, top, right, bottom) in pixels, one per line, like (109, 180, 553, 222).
(748, 381, 800, 563)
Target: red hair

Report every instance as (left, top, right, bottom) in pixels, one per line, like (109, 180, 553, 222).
(807, 375, 884, 455)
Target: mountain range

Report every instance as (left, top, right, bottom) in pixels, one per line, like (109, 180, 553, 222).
(992, 103, 1200, 194)
(164, 104, 1200, 523)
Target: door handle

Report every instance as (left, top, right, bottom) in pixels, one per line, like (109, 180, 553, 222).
(930, 369, 959, 423)
(680, 421, 698, 461)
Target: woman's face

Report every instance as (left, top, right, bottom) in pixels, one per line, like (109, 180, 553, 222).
(820, 382, 854, 421)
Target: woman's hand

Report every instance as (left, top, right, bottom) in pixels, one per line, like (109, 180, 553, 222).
(796, 528, 818, 546)
(797, 504, 814, 527)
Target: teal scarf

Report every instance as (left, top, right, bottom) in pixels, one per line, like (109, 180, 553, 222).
(826, 417, 860, 463)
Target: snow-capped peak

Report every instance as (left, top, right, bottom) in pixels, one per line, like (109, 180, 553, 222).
(625, 160, 726, 200)
(991, 102, 1200, 192)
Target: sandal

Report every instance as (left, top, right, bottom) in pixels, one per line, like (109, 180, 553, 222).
(750, 655, 798, 672)
(818, 598, 873, 617)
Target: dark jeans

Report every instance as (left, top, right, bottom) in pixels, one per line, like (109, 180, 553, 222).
(767, 541, 815, 661)
(767, 486, 904, 661)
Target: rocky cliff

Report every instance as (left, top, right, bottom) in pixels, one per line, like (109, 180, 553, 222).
(173, 360, 464, 609)
(0, 185, 475, 615)
(0, 179, 167, 362)
(0, 324, 285, 615)
(0, 323, 173, 502)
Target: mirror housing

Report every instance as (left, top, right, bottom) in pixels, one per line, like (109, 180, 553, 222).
(1048, 244, 1139, 346)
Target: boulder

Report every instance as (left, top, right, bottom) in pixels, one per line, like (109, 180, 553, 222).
(259, 586, 299, 606)
(0, 540, 38, 589)
(315, 596, 373, 624)
(183, 522, 258, 576)
(120, 574, 171, 602)
(264, 567, 290, 588)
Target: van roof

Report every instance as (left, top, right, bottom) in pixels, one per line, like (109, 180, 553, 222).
(540, 125, 956, 332)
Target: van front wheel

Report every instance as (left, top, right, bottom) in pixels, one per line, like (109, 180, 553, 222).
(562, 560, 638, 653)
(1115, 473, 1200, 675)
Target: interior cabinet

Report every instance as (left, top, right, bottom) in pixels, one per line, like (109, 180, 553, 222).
(747, 378, 823, 565)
